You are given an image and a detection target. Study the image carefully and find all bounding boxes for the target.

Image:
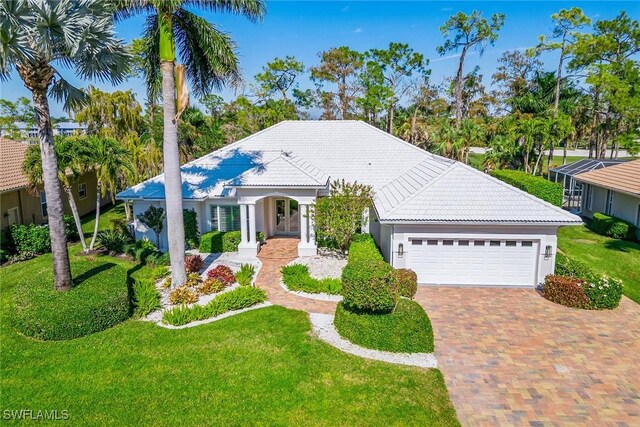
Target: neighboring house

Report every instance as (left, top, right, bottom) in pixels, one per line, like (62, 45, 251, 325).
(0, 121, 39, 139)
(575, 159, 640, 239)
(549, 158, 629, 210)
(118, 121, 581, 287)
(0, 138, 106, 230)
(53, 121, 87, 136)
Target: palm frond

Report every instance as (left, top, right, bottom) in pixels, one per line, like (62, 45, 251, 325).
(49, 74, 87, 112)
(0, 0, 36, 78)
(173, 8, 241, 97)
(182, 0, 266, 22)
(111, 0, 153, 22)
(141, 14, 162, 104)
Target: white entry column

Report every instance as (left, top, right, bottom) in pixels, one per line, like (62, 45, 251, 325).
(297, 203, 317, 256)
(238, 203, 259, 257)
(239, 203, 248, 244)
(248, 203, 256, 244)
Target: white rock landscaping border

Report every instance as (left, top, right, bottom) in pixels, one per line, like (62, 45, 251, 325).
(279, 281, 343, 302)
(309, 313, 438, 368)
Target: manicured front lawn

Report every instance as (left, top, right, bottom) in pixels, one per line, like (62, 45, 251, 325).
(1, 251, 458, 425)
(558, 225, 640, 304)
(334, 299, 435, 353)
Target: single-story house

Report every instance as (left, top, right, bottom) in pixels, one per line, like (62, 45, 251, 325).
(549, 158, 629, 210)
(575, 159, 640, 239)
(118, 121, 582, 287)
(0, 138, 106, 230)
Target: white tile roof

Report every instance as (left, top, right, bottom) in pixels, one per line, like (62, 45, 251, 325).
(118, 120, 581, 224)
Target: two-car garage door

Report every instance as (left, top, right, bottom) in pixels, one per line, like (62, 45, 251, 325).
(407, 238, 538, 286)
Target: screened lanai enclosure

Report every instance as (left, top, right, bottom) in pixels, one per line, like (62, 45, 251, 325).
(549, 159, 629, 210)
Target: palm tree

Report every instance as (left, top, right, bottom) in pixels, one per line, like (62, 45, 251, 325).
(0, 0, 129, 290)
(115, 0, 266, 286)
(22, 137, 91, 252)
(87, 137, 133, 251)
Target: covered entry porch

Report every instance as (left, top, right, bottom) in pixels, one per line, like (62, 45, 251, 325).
(235, 189, 319, 258)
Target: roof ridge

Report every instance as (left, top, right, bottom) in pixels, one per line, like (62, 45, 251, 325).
(458, 163, 580, 220)
(381, 162, 459, 217)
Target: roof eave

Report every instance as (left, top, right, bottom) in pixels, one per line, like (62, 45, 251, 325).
(378, 219, 583, 226)
(573, 178, 640, 198)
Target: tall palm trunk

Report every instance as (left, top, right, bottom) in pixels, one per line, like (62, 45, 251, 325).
(64, 186, 87, 251)
(89, 181, 102, 250)
(19, 62, 72, 291)
(159, 15, 187, 287)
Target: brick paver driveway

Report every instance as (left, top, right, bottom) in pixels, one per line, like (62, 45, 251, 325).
(416, 287, 640, 426)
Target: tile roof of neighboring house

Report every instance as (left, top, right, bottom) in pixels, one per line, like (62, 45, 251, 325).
(118, 121, 581, 225)
(574, 159, 640, 197)
(0, 138, 30, 193)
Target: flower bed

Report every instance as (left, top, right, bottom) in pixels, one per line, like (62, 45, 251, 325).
(541, 274, 623, 310)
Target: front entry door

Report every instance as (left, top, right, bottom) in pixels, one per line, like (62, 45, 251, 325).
(275, 199, 299, 235)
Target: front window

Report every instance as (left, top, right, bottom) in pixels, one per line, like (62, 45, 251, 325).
(209, 205, 240, 232)
(78, 183, 87, 199)
(40, 191, 47, 217)
(605, 190, 614, 215)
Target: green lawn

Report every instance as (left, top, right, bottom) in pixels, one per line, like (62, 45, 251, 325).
(80, 202, 126, 236)
(335, 299, 434, 353)
(1, 248, 458, 426)
(558, 225, 640, 304)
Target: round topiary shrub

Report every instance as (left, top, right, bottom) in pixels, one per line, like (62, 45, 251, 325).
(341, 259, 396, 313)
(541, 275, 590, 309)
(394, 268, 418, 299)
(12, 261, 132, 341)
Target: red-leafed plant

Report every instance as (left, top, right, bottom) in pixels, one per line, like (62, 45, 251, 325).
(541, 275, 590, 309)
(207, 265, 235, 286)
(185, 255, 204, 273)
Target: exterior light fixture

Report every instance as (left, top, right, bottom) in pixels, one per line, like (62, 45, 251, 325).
(544, 245, 552, 259)
(398, 243, 404, 258)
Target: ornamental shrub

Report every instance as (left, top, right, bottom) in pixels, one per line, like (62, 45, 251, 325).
(583, 275, 623, 310)
(394, 268, 418, 299)
(10, 224, 51, 257)
(162, 286, 267, 326)
(490, 169, 563, 207)
(555, 253, 597, 282)
(64, 214, 79, 241)
(590, 212, 637, 240)
(132, 278, 162, 317)
(183, 208, 199, 249)
(97, 229, 131, 254)
(169, 286, 199, 305)
(198, 278, 225, 295)
(185, 272, 203, 287)
(199, 230, 265, 253)
(541, 275, 590, 309)
(185, 254, 204, 273)
(281, 263, 342, 295)
(12, 261, 132, 340)
(235, 263, 256, 286)
(207, 265, 235, 285)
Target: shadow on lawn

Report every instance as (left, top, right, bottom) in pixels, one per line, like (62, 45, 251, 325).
(604, 239, 640, 253)
(73, 262, 117, 287)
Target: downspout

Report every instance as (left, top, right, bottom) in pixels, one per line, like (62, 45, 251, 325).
(390, 224, 395, 266)
(17, 189, 25, 224)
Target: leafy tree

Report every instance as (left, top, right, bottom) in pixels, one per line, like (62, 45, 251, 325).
(492, 50, 543, 111)
(116, 0, 266, 287)
(200, 94, 225, 118)
(310, 180, 373, 252)
(310, 47, 363, 119)
(0, 97, 35, 139)
(254, 56, 305, 102)
(74, 86, 144, 139)
(364, 43, 428, 133)
(22, 137, 91, 251)
(437, 11, 505, 126)
(1, 0, 129, 290)
(137, 206, 165, 249)
(355, 60, 391, 127)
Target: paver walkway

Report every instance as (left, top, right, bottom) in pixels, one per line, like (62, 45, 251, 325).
(416, 286, 640, 426)
(255, 238, 337, 314)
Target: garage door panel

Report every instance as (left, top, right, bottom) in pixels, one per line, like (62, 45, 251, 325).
(408, 239, 537, 286)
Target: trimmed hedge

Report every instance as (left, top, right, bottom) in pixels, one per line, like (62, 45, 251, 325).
(591, 212, 637, 241)
(199, 231, 266, 253)
(10, 224, 51, 257)
(394, 268, 418, 299)
(541, 275, 590, 309)
(555, 253, 597, 282)
(281, 263, 342, 295)
(12, 261, 133, 340)
(490, 169, 563, 207)
(162, 286, 267, 326)
(334, 299, 434, 353)
(341, 234, 396, 313)
(583, 275, 623, 310)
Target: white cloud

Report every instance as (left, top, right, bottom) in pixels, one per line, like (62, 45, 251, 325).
(354, 27, 363, 33)
(341, 6, 349, 12)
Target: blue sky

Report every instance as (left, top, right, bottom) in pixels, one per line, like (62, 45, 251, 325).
(1, 1, 637, 117)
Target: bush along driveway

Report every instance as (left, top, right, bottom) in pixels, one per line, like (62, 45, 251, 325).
(416, 286, 640, 426)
